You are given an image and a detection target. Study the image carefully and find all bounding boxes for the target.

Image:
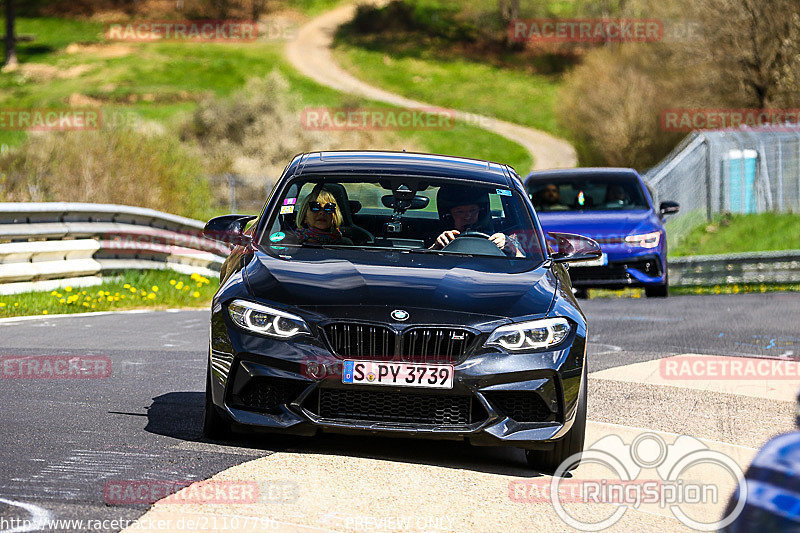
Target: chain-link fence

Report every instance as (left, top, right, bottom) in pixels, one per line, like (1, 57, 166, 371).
(644, 128, 800, 243)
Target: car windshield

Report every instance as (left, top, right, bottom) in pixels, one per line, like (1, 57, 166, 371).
(527, 175, 649, 212)
(259, 175, 545, 262)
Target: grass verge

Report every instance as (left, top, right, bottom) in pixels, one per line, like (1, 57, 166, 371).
(0, 270, 218, 318)
(333, 42, 566, 140)
(589, 283, 800, 299)
(671, 213, 800, 257)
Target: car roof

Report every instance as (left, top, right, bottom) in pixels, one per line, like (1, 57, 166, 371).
(285, 151, 513, 186)
(525, 167, 641, 183)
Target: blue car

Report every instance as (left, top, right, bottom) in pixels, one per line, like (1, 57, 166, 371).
(525, 168, 679, 297)
(723, 430, 800, 531)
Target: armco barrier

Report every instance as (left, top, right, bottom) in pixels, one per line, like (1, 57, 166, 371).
(0, 202, 231, 295)
(669, 250, 800, 287)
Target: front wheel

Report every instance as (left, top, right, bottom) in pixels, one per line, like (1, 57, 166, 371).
(203, 366, 233, 440)
(525, 370, 587, 474)
(645, 272, 669, 298)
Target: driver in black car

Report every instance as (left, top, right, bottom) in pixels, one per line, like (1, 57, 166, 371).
(429, 186, 524, 257)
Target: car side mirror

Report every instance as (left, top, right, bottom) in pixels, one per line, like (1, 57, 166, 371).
(547, 232, 602, 264)
(203, 214, 257, 247)
(659, 201, 680, 216)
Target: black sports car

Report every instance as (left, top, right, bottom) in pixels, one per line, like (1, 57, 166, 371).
(202, 151, 601, 471)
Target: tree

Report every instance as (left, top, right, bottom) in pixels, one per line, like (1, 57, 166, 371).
(4, 0, 17, 69)
(688, 0, 800, 108)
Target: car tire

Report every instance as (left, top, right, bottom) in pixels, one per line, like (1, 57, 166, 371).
(645, 272, 669, 298)
(203, 366, 233, 440)
(573, 288, 589, 299)
(525, 369, 587, 474)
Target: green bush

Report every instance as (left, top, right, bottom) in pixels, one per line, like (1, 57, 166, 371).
(0, 121, 213, 220)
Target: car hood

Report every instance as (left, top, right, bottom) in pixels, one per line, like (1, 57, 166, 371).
(537, 209, 659, 239)
(244, 246, 557, 321)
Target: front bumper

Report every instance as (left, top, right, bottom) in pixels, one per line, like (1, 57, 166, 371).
(568, 251, 665, 289)
(209, 311, 586, 450)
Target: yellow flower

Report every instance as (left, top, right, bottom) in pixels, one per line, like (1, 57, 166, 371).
(124, 284, 130, 289)
(175, 281, 184, 290)
(91, 304, 96, 309)
(183, 285, 189, 291)
(147, 293, 156, 300)
(81, 290, 86, 295)
(50, 291, 58, 296)
(196, 283, 202, 288)
(0, 302, 5, 307)
(169, 279, 176, 285)
(82, 302, 89, 307)
(42, 310, 48, 314)
(65, 286, 72, 292)
(130, 287, 137, 293)
(152, 286, 159, 292)
(192, 291, 200, 298)
(59, 299, 66, 304)
(107, 296, 113, 302)
(14, 302, 19, 307)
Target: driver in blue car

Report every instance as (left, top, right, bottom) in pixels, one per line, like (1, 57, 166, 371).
(430, 187, 524, 256)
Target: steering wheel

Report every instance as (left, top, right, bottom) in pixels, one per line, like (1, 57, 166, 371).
(457, 231, 492, 239)
(441, 231, 505, 257)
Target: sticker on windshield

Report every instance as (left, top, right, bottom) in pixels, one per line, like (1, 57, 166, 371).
(280, 205, 294, 214)
(283, 198, 297, 205)
(269, 231, 285, 242)
(496, 189, 512, 196)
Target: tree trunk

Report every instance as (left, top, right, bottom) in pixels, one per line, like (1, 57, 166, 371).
(4, 0, 17, 69)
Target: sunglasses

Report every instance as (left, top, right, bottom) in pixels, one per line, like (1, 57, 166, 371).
(309, 201, 337, 213)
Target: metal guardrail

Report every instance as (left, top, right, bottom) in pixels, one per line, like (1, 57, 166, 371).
(0, 202, 231, 295)
(669, 250, 800, 287)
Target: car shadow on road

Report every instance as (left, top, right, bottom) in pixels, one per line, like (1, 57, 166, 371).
(144, 392, 550, 478)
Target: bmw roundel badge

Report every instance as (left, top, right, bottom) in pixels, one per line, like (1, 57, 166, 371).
(391, 309, 409, 321)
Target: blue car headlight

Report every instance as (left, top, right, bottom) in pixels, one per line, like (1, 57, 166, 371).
(228, 299, 311, 339)
(485, 317, 571, 352)
(625, 231, 661, 249)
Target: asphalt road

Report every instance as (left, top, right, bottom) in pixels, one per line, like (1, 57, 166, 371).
(0, 293, 798, 532)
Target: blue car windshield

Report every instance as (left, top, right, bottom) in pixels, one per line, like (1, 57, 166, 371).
(528, 176, 649, 212)
(260, 176, 545, 262)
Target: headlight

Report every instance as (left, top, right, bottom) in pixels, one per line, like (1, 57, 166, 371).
(485, 317, 571, 352)
(227, 299, 311, 339)
(625, 231, 661, 249)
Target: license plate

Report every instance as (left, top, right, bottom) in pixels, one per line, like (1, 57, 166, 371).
(342, 360, 454, 389)
(571, 253, 607, 267)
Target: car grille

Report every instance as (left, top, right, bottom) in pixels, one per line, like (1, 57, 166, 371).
(570, 258, 661, 284)
(323, 323, 476, 364)
(233, 377, 308, 414)
(483, 391, 554, 422)
(308, 388, 485, 427)
(323, 323, 396, 359)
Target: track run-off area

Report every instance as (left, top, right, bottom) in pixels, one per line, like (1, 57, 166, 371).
(0, 293, 797, 532)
